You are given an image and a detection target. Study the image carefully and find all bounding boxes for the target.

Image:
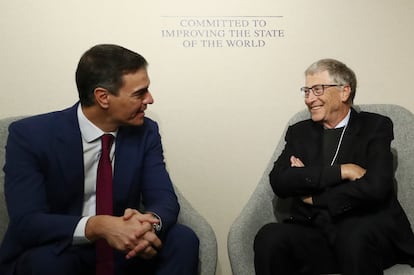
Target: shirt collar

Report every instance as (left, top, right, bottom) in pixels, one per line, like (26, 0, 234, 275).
(335, 109, 351, 129)
(77, 104, 117, 143)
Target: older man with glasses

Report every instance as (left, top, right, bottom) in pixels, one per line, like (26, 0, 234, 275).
(254, 58, 414, 275)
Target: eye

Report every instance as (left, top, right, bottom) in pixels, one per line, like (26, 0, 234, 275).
(313, 85, 323, 92)
(133, 88, 148, 98)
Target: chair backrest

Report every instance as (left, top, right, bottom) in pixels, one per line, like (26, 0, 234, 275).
(281, 104, 414, 224)
(0, 116, 25, 241)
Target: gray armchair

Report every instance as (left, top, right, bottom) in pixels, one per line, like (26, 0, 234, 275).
(228, 104, 414, 275)
(0, 116, 217, 275)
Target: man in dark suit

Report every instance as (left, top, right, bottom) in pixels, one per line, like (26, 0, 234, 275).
(254, 59, 414, 274)
(0, 44, 199, 275)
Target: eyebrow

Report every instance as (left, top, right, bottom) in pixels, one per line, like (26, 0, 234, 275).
(132, 87, 149, 96)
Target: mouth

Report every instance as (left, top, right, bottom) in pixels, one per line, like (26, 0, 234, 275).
(309, 105, 323, 111)
(132, 110, 145, 119)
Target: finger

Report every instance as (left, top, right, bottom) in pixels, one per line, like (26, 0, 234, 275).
(138, 245, 158, 260)
(134, 213, 160, 224)
(126, 223, 152, 243)
(296, 159, 304, 167)
(290, 156, 297, 166)
(290, 157, 304, 167)
(125, 248, 137, 260)
(302, 196, 313, 204)
(123, 208, 139, 220)
(143, 232, 162, 250)
(139, 222, 154, 235)
(125, 239, 149, 259)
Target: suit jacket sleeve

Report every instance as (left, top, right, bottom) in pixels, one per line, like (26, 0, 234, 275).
(4, 120, 81, 254)
(270, 124, 342, 198)
(137, 121, 179, 233)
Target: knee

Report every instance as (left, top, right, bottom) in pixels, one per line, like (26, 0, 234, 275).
(16, 246, 53, 274)
(155, 224, 199, 274)
(254, 223, 283, 252)
(16, 245, 77, 275)
(163, 224, 200, 256)
(335, 224, 377, 256)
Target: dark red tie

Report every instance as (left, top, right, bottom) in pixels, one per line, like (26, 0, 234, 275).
(96, 134, 114, 275)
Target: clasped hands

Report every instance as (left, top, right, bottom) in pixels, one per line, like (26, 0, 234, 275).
(290, 155, 366, 205)
(86, 208, 161, 260)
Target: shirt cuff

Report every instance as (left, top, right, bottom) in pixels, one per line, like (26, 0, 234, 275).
(147, 212, 162, 233)
(72, 216, 92, 245)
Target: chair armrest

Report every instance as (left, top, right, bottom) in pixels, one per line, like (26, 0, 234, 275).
(227, 177, 276, 275)
(176, 187, 217, 275)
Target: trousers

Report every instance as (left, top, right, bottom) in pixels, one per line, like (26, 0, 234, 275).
(254, 215, 400, 275)
(15, 224, 199, 275)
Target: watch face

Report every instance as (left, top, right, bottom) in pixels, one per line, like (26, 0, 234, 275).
(150, 213, 162, 232)
(152, 223, 161, 232)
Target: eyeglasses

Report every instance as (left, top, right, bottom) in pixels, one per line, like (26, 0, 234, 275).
(300, 84, 343, 98)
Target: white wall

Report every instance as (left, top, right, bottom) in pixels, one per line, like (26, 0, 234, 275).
(1, 0, 413, 274)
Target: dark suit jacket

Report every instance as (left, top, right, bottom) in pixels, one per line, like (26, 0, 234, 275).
(270, 108, 414, 261)
(0, 103, 179, 274)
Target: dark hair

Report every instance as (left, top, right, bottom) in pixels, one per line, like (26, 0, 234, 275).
(75, 44, 148, 106)
(305, 58, 357, 104)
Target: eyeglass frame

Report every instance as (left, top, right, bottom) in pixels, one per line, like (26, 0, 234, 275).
(300, 84, 344, 98)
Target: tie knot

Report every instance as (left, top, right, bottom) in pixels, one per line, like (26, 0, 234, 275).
(101, 134, 114, 153)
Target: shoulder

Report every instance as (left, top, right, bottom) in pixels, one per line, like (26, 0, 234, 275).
(9, 105, 77, 133)
(351, 109, 393, 139)
(282, 119, 321, 143)
(358, 110, 391, 120)
(290, 118, 314, 128)
(353, 109, 393, 128)
(288, 118, 319, 134)
(143, 117, 159, 130)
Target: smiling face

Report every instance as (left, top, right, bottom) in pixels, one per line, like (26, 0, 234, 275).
(305, 70, 351, 128)
(106, 68, 154, 127)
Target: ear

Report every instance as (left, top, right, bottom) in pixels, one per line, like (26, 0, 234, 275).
(341, 85, 351, 103)
(94, 87, 110, 109)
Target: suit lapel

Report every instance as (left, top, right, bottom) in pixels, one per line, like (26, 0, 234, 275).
(112, 127, 140, 215)
(335, 108, 362, 164)
(306, 122, 324, 165)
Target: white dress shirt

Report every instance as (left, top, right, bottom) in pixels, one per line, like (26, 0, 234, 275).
(73, 105, 117, 244)
(334, 109, 351, 129)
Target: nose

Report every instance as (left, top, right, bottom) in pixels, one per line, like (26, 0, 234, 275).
(305, 90, 317, 104)
(143, 91, 154, 105)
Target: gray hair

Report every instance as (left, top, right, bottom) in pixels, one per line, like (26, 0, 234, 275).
(305, 58, 357, 104)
